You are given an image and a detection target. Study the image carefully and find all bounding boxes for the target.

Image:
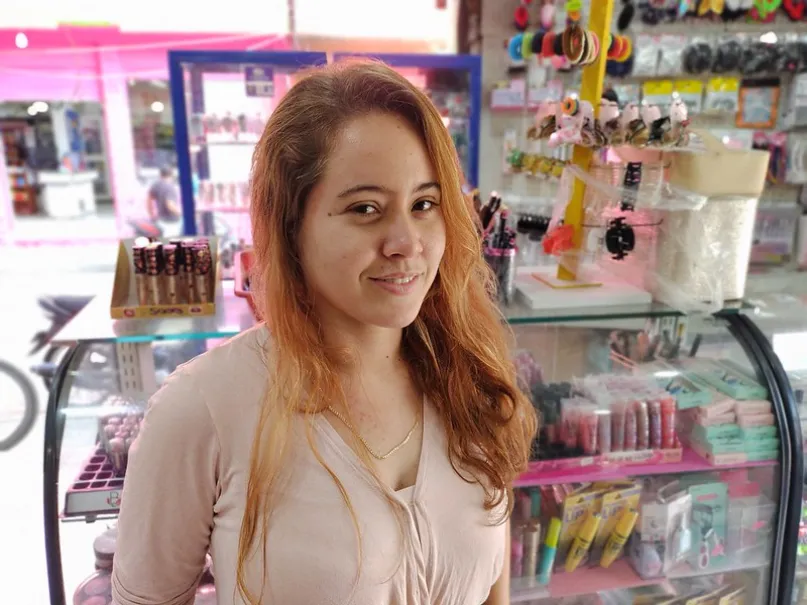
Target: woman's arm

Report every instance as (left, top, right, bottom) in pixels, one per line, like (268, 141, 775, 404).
(485, 520, 510, 605)
(112, 374, 219, 605)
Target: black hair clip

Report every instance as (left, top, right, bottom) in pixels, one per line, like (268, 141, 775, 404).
(584, 217, 663, 261)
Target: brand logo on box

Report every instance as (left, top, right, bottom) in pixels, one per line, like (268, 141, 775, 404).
(107, 491, 121, 508)
(149, 307, 184, 316)
(190, 306, 202, 314)
(123, 308, 135, 318)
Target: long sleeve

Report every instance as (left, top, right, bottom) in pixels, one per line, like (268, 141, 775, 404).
(112, 371, 220, 605)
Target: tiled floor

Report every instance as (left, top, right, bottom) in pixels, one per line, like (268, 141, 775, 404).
(0, 244, 116, 605)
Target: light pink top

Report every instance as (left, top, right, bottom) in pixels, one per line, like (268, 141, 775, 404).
(111, 325, 505, 605)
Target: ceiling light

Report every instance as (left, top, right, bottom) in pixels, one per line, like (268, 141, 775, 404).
(32, 101, 48, 113)
(27, 105, 38, 116)
(15, 33, 28, 49)
(150, 101, 165, 113)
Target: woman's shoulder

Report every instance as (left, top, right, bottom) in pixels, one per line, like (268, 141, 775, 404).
(153, 324, 269, 428)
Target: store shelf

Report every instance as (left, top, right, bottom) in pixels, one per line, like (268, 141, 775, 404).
(515, 447, 778, 488)
(502, 299, 682, 325)
(63, 448, 124, 520)
(52, 283, 254, 344)
(511, 551, 769, 602)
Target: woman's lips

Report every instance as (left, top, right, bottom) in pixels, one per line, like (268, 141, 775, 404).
(369, 273, 421, 295)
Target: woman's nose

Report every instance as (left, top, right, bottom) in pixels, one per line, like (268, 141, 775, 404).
(381, 213, 423, 259)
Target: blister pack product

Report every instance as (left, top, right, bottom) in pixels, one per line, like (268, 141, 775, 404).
(633, 34, 661, 77)
(657, 35, 687, 76)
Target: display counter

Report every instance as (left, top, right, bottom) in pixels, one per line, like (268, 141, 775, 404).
(38, 171, 99, 218)
(42, 280, 802, 605)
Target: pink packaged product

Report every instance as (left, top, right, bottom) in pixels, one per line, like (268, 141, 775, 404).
(73, 571, 112, 605)
(735, 400, 772, 415)
(737, 413, 775, 428)
(694, 412, 736, 427)
(696, 399, 737, 419)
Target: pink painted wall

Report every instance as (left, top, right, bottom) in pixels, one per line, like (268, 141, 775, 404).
(0, 27, 289, 102)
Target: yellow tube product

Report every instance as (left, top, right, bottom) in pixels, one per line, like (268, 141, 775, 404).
(600, 507, 639, 568)
(565, 512, 601, 572)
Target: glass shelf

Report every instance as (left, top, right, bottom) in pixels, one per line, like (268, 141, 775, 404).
(52, 282, 254, 344)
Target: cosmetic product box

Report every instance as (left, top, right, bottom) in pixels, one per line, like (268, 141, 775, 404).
(737, 413, 775, 428)
(735, 400, 772, 415)
(675, 359, 768, 401)
(590, 482, 642, 564)
(690, 437, 746, 455)
(727, 495, 776, 552)
(654, 371, 714, 410)
(739, 425, 778, 440)
(629, 490, 693, 579)
(686, 481, 729, 569)
(110, 237, 222, 319)
(689, 440, 747, 466)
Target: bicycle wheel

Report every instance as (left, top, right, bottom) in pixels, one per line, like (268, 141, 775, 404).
(0, 359, 39, 451)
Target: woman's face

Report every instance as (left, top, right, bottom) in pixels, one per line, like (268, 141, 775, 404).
(299, 111, 446, 332)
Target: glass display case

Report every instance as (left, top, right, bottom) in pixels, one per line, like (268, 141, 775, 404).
(739, 290, 807, 605)
(168, 50, 328, 242)
(332, 53, 482, 188)
(43, 291, 799, 605)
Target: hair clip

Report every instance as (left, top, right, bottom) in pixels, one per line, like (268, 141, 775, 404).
(514, 5, 530, 31)
(565, 0, 583, 23)
(617, 0, 636, 31)
(550, 98, 593, 147)
(668, 97, 690, 147)
(531, 101, 559, 139)
(542, 223, 576, 255)
(582, 217, 663, 261)
(595, 99, 620, 146)
(783, 0, 806, 20)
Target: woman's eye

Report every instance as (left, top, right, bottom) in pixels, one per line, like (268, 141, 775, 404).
(350, 203, 379, 215)
(413, 199, 438, 213)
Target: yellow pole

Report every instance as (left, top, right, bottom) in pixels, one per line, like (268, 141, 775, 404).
(556, 0, 615, 282)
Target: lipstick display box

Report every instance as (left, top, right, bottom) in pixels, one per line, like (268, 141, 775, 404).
(109, 237, 221, 319)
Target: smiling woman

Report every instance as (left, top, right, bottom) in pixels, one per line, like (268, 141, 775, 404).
(111, 60, 537, 605)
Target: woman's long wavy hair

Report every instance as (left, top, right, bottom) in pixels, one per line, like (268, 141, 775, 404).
(237, 59, 537, 603)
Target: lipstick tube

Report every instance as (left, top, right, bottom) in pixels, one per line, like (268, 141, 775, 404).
(182, 241, 196, 303)
(144, 243, 163, 305)
(523, 523, 541, 580)
(193, 243, 212, 304)
(635, 400, 649, 450)
(162, 244, 180, 304)
(131, 244, 149, 306)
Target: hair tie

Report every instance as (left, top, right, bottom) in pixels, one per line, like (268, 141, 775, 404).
(561, 97, 580, 115)
(508, 34, 525, 61)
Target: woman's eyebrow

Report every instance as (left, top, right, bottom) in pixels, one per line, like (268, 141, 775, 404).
(337, 181, 440, 198)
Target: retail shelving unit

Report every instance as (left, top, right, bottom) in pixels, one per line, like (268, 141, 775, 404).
(332, 52, 482, 188)
(168, 50, 328, 238)
(42, 287, 803, 605)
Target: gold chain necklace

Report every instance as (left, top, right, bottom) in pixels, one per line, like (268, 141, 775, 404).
(327, 406, 419, 460)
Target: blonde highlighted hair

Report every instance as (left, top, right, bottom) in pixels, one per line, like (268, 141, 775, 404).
(238, 59, 537, 603)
